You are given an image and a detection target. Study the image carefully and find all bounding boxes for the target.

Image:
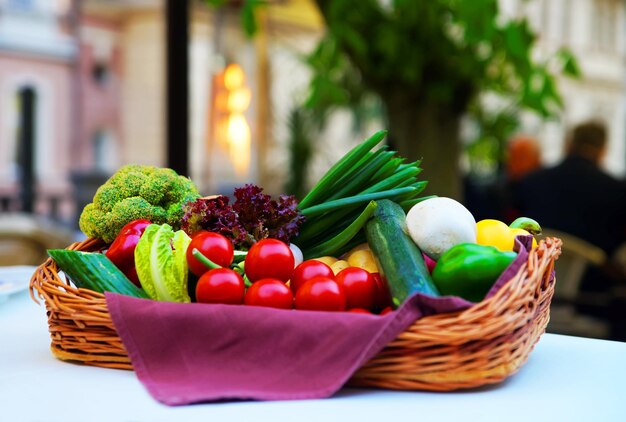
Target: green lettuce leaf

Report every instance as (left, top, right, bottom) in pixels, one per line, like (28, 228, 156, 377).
(135, 223, 191, 303)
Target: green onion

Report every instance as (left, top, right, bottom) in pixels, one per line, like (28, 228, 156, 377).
(295, 131, 429, 258)
(298, 130, 387, 208)
(303, 201, 377, 259)
(326, 150, 395, 201)
(300, 187, 417, 218)
(360, 166, 421, 195)
(399, 195, 437, 211)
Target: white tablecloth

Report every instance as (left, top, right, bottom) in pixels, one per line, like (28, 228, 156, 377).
(1, 283, 625, 422)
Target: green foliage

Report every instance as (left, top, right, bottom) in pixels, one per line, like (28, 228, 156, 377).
(466, 108, 520, 179)
(307, 0, 578, 119)
(208, 0, 580, 189)
(284, 107, 314, 200)
(207, 0, 265, 37)
(79, 165, 200, 242)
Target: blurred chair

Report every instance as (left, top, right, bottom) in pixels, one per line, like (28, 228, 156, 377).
(0, 213, 74, 266)
(542, 228, 611, 339)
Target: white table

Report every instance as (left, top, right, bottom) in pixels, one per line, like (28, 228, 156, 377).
(2, 283, 626, 422)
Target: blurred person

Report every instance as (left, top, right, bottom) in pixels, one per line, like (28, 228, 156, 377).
(506, 135, 542, 182)
(463, 135, 542, 222)
(513, 121, 626, 324)
(502, 135, 542, 222)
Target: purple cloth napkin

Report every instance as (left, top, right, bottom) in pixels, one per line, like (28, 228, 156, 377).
(106, 237, 533, 405)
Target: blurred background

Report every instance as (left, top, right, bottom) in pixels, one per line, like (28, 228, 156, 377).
(1, 0, 625, 340)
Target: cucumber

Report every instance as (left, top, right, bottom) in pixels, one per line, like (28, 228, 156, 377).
(48, 249, 149, 299)
(365, 200, 439, 307)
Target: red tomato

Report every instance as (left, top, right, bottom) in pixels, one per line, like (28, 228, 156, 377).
(186, 231, 234, 277)
(348, 308, 372, 314)
(244, 278, 293, 309)
(295, 276, 346, 312)
(196, 268, 245, 304)
(244, 239, 294, 283)
(372, 273, 393, 311)
(290, 260, 334, 294)
(379, 306, 394, 315)
(335, 267, 377, 311)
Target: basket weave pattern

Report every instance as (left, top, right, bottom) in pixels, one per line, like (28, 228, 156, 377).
(30, 237, 561, 390)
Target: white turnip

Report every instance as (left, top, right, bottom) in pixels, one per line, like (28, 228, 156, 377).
(405, 197, 476, 260)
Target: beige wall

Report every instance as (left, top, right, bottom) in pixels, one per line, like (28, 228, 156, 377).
(119, 10, 166, 167)
(0, 54, 73, 191)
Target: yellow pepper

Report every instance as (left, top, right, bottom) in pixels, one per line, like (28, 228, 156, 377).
(330, 260, 350, 275)
(313, 256, 338, 267)
(476, 217, 540, 251)
(346, 249, 379, 273)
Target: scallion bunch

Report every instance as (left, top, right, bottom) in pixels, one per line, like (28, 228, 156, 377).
(296, 130, 432, 258)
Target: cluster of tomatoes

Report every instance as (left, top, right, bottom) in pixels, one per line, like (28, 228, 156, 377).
(185, 231, 392, 313)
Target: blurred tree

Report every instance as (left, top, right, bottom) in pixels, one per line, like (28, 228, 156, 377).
(209, 0, 579, 199)
(284, 107, 314, 199)
(305, 0, 579, 198)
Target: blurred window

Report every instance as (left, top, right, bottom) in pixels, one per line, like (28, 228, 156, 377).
(91, 62, 110, 87)
(92, 129, 117, 173)
(14, 86, 38, 180)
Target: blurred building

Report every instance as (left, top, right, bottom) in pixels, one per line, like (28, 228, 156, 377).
(0, 0, 127, 221)
(501, 0, 626, 176)
(3, 0, 622, 226)
(0, 0, 356, 226)
(0, 0, 76, 217)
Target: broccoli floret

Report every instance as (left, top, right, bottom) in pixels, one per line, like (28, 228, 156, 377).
(78, 165, 200, 243)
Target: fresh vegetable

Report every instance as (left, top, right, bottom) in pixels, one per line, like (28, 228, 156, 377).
(79, 165, 199, 243)
(509, 217, 542, 235)
(345, 246, 379, 273)
(348, 308, 373, 314)
(365, 200, 440, 307)
(191, 248, 223, 271)
(371, 273, 392, 310)
(334, 267, 377, 310)
(432, 243, 517, 302)
(296, 130, 430, 258)
(196, 268, 245, 304)
(244, 278, 293, 309)
(422, 253, 437, 274)
(290, 260, 335, 294)
(244, 239, 295, 283)
(105, 219, 151, 286)
(313, 256, 338, 267)
(135, 224, 192, 302)
(47, 249, 148, 298)
(380, 306, 393, 315)
(405, 197, 477, 260)
(476, 218, 540, 252)
(295, 276, 346, 312)
(289, 243, 304, 267)
(330, 260, 350, 275)
(186, 231, 234, 277)
(302, 201, 378, 259)
(181, 184, 305, 250)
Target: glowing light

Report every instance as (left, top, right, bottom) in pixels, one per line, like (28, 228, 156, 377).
(227, 114, 251, 176)
(224, 64, 245, 90)
(211, 63, 252, 177)
(227, 87, 251, 113)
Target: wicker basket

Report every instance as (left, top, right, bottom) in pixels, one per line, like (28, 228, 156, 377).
(30, 236, 561, 391)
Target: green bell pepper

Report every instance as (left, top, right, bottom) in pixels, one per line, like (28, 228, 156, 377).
(432, 243, 516, 302)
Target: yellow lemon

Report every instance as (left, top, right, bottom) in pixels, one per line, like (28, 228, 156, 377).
(476, 219, 515, 251)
